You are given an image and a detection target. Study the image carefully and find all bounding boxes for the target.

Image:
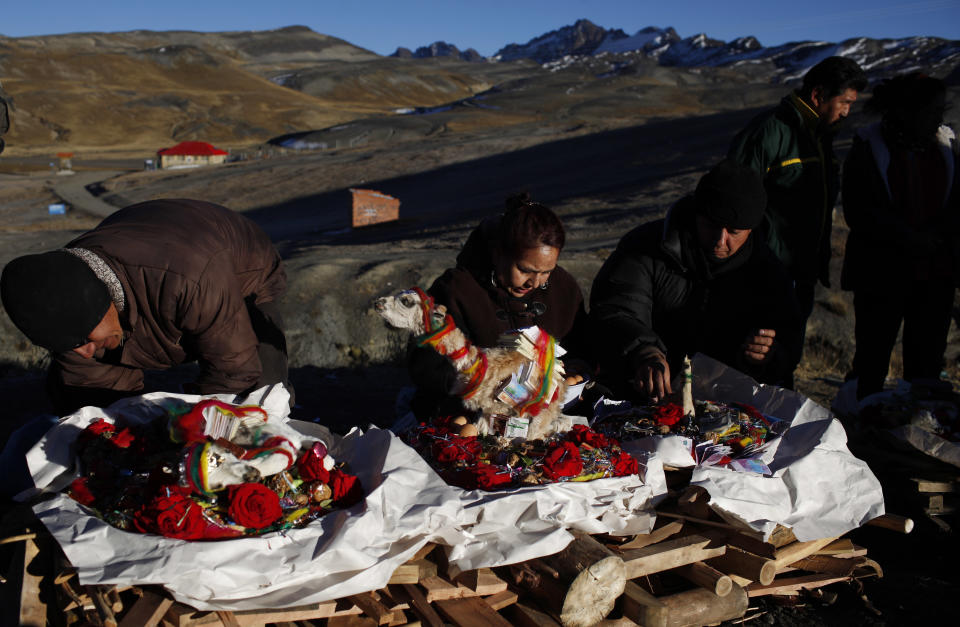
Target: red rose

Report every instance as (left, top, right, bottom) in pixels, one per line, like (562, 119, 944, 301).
(297, 444, 331, 483)
(432, 436, 480, 464)
(567, 425, 609, 448)
(111, 428, 136, 448)
(541, 441, 583, 481)
(134, 490, 210, 539)
(328, 469, 364, 508)
(68, 478, 96, 506)
(84, 419, 116, 436)
(473, 464, 513, 490)
(228, 483, 283, 530)
(611, 451, 639, 477)
(653, 403, 684, 427)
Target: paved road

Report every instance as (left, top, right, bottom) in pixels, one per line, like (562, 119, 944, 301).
(51, 170, 124, 218)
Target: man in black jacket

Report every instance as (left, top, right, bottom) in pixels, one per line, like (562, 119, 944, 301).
(590, 160, 802, 401)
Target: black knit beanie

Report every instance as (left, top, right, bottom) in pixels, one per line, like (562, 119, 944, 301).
(1, 251, 112, 353)
(694, 160, 767, 230)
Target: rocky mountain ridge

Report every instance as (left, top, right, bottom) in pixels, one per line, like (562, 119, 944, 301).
(400, 18, 960, 81)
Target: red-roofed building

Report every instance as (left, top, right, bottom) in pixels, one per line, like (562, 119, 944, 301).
(157, 141, 228, 169)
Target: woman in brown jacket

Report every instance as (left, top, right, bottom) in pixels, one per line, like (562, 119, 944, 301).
(408, 194, 592, 419)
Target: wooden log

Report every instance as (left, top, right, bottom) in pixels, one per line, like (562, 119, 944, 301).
(695, 527, 778, 559)
(399, 583, 445, 627)
(772, 537, 839, 571)
(865, 514, 913, 534)
(674, 561, 733, 597)
(706, 545, 776, 585)
(91, 586, 119, 627)
(746, 574, 851, 597)
(118, 590, 173, 627)
(620, 534, 726, 579)
(387, 563, 420, 585)
(619, 580, 748, 626)
(506, 601, 562, 627)
(523, 531, 626, 627)
(435, 597, 513, 627)
(615, 520, 684, 550)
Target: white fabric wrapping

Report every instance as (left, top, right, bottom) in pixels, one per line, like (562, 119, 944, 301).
(24, 385, 666, 610)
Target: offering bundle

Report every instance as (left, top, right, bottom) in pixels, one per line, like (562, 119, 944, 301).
(401, 417, 641, 491)
(65, 399, 363, 540)
(593, 399, 787, 471)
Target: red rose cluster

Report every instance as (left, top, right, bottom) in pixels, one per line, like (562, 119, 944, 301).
(66, 410, 363, 541)
(402, 419, 641, 491)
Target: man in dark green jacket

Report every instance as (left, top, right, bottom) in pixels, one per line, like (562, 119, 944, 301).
(728, 57, 867, 352)
(590, 160, 801, 401)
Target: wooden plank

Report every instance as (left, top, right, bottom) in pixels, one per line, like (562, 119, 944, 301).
(484, 590, 519, 611)
(214, 611, 240, 627)
(410, 543, 437, 562)
(746, 574, 851, 597)
(388, 563, 421, 585)
(435, 597, 513, 627)
(772, 537, 839, 571)
(789, 555, 866, 576)
(400, 583, 445, 627)
(120, 590, 174, 627)
(620, 534, 726, 579)
(766, 525, 798, 548)
(614, 521, 684, 550)
(695, 527, 778, 559)
(419, 576, 475, 602)
(454, 568, 508, 595)
(913, 478, 958, 493)
(347, 592, 395, 625)
(327, 616, 378, 627)
(19, 538, 47, 627)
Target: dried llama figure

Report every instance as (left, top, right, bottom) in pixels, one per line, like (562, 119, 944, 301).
(374, 287, 568, 440)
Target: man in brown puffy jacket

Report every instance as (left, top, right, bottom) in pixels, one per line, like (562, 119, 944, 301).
(1, 198, 291, 414)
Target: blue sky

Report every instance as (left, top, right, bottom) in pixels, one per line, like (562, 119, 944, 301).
(1, 1, 958, 56)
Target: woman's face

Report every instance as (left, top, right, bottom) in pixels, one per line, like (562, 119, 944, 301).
(495, 245, 560, 298)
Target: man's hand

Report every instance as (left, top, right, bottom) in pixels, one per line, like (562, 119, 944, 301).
(633, 354, 672, 402)
(742, 328, 776, 364)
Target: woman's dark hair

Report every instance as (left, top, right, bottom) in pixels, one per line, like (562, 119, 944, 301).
(865, 72, 946, 117)
(498, 192, 566, 257)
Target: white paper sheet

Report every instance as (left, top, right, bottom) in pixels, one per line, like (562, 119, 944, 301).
(620, 355, 884, 542)
(24, 385, 666, 610)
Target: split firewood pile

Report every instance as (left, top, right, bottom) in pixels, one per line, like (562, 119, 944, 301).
(3, 498, 905, 627)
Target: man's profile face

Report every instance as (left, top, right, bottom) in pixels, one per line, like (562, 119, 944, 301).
(811, 87, 858, 126)
(72, 302, 123, 359)
(695, 214, 751, 260)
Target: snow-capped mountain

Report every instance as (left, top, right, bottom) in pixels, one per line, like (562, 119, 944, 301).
(401, 19, 960, 81)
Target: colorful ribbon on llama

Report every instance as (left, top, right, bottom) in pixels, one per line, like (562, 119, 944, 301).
(516, 330, 558, 417)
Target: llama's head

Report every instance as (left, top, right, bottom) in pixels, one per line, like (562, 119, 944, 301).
(374, 288, 446, 335)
